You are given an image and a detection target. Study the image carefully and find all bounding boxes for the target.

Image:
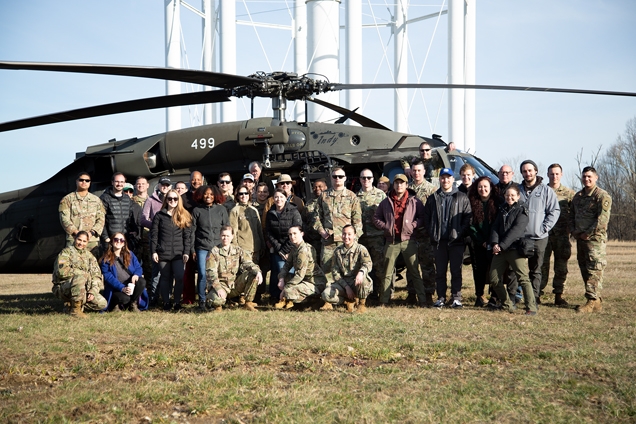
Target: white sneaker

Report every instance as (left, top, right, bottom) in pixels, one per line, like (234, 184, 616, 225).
(433, 298, 445, 308)
(451, 300, 463, 309)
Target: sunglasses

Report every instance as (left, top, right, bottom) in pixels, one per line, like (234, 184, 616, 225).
(360, 176, 373, 180)
(420, 149, 431, 152)
(113, 237, 126, 243)
(167, 197, 179, 202)
(77, 178, 91, 183)
(278, 181, 292, 185)
(332, 174, 346, 179)
(238, 192, 249, 196)
(124, 189, 133, 193)
(219, 180, 231, 184)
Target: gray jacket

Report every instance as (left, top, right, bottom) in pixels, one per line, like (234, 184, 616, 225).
(519, 177, 560, 240)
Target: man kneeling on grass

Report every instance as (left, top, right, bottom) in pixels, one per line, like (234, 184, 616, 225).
(205, 226, 263, 312)
(321, 224, 373, 313)
(52, 231, 107, 317)
(276, 226, 327, 309)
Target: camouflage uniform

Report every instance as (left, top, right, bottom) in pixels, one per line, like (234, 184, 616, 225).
(304, 197, 323, 264)
(357, 187, 386, 294)
(312, 188, 363, 276)
(322, 242, 373, 304)
(133, 194, 152, 280)
(279, 241, 327, 303)
(58, 191, 105, 254)
(541, 184, 575, 294)
(409, 180, 437, 294)
(570, 185, 612, 300)
(52, 245, 107, 311)
(205, 244, 261, 307)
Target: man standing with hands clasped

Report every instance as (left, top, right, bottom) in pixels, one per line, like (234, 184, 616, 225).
(518, 160, 560, 306)
(570, 166, 611, 313)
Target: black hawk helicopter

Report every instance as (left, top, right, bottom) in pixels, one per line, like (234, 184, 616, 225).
(1, 61, 635, 273)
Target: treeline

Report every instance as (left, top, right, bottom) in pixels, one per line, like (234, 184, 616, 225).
(595, 117, 636, 240)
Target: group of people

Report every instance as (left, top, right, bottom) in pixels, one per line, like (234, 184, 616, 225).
(51, 144, 612, 317)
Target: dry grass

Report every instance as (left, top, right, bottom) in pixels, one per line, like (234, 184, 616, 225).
(1, 241, 635, 423)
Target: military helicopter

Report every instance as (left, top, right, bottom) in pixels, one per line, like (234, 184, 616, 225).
(1, 61, 635, 273)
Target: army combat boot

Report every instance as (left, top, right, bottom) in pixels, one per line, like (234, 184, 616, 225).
(319, 301, 333, 311)
(344, 300, 356, 313)
(357, 298, 367, 313)
(275, 297, 292, 309)
(576, 298, 602, 313)
(243, 301, 258, 312)
(69, 301, 86, 318)
(554, 293, 568, 306)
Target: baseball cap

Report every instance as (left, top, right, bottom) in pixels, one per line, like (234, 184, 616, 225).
(158, 177, 172, 185)
(242, 173, 255, 182)
(123, 183, 134, 192)
(439, 168, 454, 177)
(377, 176, 390, 184)
(393, 174, 408, 183)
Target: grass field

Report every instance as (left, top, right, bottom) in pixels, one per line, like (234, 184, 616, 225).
(1, 241, 635, 423)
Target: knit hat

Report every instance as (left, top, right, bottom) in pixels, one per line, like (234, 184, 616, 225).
(520, 160, 538, 172)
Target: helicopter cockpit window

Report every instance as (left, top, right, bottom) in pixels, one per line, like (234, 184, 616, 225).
(448, 154, 500, 184)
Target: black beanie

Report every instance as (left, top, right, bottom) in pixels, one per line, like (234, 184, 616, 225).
(520, 160, 538, 172)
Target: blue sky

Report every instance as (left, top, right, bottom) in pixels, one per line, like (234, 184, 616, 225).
(0, 0, 635, 191)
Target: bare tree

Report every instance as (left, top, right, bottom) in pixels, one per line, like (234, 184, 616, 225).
(595, 117, 636, 240)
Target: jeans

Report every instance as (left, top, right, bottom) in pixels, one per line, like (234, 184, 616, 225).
(196, 249, 210, 303)
(269, 252, 286, 301)
(433, 240, 465, 301)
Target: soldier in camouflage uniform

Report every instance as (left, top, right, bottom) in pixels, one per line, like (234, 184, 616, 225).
(133, 176, 152, 280)
(305, 179, 328, 264)
(356, 170, 386, 298)
(570, 166, 612, 313)
(206, 226, 263, 312)
(58, 172, 105, 257)
(540, 164, 576, 305)
(52, 231, 107, 317)
(401, 140, 443, 183)
(408, 160, 437, 306)
(321, 225, 373, 313)
(276, 226, 327, 308)
(313, 167, 363, 278)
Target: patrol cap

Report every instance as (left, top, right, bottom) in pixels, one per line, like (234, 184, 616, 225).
(242, 173, 255, 182)
(158, 177, 172, 186)
(393, 174, 408, 183)
(123, 183, 134, 192)
(377, 176, 390, 184)
(439, 168, 454, 177)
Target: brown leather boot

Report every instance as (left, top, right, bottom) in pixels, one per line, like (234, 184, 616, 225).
(70, 301, 86, 318)
(238, 295, 246, 305)
(554, 293, 568, 306)
(344, 300, 355, 312)
(357, 298, 367, 313)
(577, 298, 602, 313)
(213, 305, 223, 312)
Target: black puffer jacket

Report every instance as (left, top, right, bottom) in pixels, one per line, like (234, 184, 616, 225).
(266, 203, 302, 255)
(100, 187, 136, 241)
(423, 187, 472, 246)
(489, 201, 529, 251)
(191, 204, 228, 253)
(150, 209, 192, 261)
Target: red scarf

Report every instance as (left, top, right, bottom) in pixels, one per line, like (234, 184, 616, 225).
(391, 190, 409, 237)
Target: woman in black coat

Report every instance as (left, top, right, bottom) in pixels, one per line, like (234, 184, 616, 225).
(151, 189, 192, 311)
(468, 177, 500, 307)
(265, 189, 302, 303)
(488, 185, 537, 315)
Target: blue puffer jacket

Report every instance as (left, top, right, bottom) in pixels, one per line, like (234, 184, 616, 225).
(100, 251, 149, 310)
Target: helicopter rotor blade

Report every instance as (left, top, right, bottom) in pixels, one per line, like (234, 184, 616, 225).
(330, 83, 636, 98)
(307, 97, 391, 131)
(0, 90, 230, 133)
(0, 61, 260, 89)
